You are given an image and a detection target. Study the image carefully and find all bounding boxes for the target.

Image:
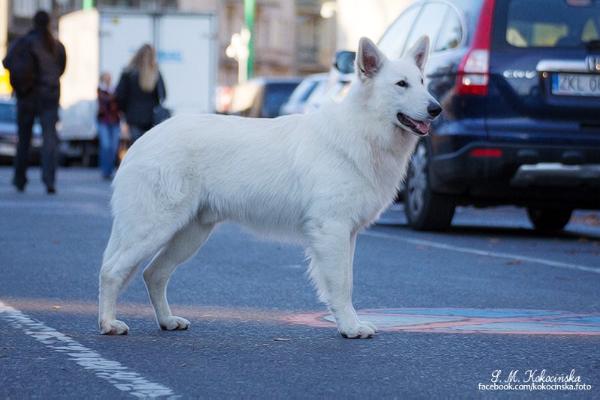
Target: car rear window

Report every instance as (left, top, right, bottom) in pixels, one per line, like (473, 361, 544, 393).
(289, 79, 320, 103)
(502, 0, 600, 48)
(378, 5, 422, 58)
(263, 83, 299, 118)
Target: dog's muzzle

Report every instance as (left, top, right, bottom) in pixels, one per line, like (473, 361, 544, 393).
(396, 113, 431, 136)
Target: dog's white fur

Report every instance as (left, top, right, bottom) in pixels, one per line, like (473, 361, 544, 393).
(99, 37, 439, 338)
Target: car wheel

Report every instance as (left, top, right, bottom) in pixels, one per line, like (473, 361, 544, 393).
(527, 207, 572, 232)
(58, 154, 71, 167)
(404, 142, 455, 231)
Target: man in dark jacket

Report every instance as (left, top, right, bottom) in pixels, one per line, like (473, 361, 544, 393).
(2, 10, 66, 194)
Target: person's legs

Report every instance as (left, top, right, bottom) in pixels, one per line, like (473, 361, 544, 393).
(97, 123, 112, 178)
(109, 123, 121, 173)
(39, 103, 59, 192)
(13, 99, 35, 191)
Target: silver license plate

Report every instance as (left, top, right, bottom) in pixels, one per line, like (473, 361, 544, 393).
(552, 73, 600, 97)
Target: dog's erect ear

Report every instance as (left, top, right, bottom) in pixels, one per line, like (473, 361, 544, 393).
(406, 36, 430, 72)
(357, 37, 385, 80)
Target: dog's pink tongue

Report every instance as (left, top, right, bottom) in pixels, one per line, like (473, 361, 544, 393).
(415, 120, 431, 134)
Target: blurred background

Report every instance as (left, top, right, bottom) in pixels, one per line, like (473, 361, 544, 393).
(0, 0, 412, 164)
(0, 0, 598, 233)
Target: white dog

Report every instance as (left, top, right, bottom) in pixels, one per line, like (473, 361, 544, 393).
(99, 36, 441, 339)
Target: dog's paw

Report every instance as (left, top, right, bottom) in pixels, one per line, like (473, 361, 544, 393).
(159, 316, 190, 331)
(99, 319, 129, 335)
(362, 320, 378, 332)
(339, 320, 377, 339)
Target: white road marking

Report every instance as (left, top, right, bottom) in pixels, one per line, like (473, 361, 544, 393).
(362, 230, 600, 275)
(0, 300, 178, 399)
(280, 264, 304, 270)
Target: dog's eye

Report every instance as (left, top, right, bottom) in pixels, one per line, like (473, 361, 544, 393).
(396, 80, 408, 88)
(421, 78, 424, 84)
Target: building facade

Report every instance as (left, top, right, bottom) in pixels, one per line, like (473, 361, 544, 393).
(0, 0, 336, 87)
(180, 0, 336, 86)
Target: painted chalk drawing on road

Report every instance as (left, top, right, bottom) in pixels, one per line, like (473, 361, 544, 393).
(5, 297, 600, 336)
(286, 308, 600, 336)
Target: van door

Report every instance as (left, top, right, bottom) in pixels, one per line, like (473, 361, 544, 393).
(100, 13, 153, 89)
(157, 15, 215, 114)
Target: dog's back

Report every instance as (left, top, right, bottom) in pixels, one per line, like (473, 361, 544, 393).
(113, 112, 331, 239)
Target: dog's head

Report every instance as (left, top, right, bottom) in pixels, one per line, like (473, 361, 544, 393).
(355, 36, 441, 137)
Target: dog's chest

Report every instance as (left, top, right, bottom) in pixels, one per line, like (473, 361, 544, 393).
(353, 150, 412, 227)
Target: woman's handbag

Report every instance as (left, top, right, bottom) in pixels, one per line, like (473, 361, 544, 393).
(152, 75, 171, 126)
(152, 104, 171, 126)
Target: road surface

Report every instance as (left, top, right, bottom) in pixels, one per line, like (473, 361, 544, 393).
(1, 168, 599, 399)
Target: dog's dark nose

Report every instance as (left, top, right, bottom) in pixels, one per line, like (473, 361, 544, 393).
(428, 102, 442, 118)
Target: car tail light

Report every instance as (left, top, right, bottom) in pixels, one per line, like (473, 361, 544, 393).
(469, 148, 503, 158)
(456, 0, 495, 96)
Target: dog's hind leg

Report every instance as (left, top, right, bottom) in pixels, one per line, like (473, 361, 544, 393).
(99, 226, 175, 335)
(143, 220, 214, 331)
(306, 221, 377, 339)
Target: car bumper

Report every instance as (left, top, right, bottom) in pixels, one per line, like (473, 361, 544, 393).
(429, 142, 600, 208)
(511, 163, 600, 187)
(0, 141, 16, 157)
(0, 137, 44, 163)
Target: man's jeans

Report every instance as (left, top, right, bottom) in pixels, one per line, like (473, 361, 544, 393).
(13, 99, 59, 189)
(98, 122, 120, 178)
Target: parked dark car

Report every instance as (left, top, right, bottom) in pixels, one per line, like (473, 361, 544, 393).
(336, 0, 600, 231)
(0, 98, 43, 164)
(228, 77, 302, 118)
(280, 73, 327, 115)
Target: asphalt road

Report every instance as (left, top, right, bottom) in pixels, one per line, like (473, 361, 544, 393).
(1, 167, 599, 399)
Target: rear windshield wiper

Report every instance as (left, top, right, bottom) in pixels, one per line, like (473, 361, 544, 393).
(584, 39, 600, 50)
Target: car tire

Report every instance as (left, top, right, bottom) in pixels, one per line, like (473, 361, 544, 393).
(404, 141, 455, 231)
(58, 154, 71, 167)
(527, 207, 572, 232)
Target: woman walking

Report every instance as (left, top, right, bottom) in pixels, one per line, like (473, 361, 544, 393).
(97, 72, 120, 179)
(115, 44, 166, 144)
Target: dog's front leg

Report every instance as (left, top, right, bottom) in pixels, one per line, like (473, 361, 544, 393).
(307, 222, 377, 339)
